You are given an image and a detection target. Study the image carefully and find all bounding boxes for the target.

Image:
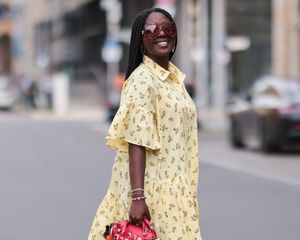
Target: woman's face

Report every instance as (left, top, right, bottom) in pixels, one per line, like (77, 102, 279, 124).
(142, 12, 176, 59)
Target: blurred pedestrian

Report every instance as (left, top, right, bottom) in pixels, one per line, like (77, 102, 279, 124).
(88, 8, 203, 240)
(20, 75, 38, 109)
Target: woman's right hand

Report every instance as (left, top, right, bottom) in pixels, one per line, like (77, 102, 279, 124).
(129, 200, 151, 225)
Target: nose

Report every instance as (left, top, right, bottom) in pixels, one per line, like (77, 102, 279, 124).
(157, 26, 166, 37)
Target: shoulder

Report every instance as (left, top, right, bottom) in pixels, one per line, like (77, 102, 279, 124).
(124, 63, 157, 91)
(120, 64, 158, 107)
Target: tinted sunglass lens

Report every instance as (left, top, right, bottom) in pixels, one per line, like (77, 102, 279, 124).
(144, 24, 159, 39)
(163, 22, 176, 37)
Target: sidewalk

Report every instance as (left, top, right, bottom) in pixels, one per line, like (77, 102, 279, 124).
(30, 108, 105, 121)
(199, 130, 300, 187)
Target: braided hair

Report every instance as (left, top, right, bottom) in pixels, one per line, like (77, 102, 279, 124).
(125, 8, 177, 80)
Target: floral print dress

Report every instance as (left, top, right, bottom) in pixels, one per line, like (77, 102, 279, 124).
(88, 55, 202, 240)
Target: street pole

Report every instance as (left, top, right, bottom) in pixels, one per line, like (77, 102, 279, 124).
(211, 0, 229, 129)
(100, 0, 122, 106)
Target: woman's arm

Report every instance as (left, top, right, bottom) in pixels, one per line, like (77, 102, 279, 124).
(128, 143, 151, 224)
(129, 143, 146, 189)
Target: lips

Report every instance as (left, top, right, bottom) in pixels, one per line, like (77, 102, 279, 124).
(154, 38, 171, 47)
(156, 41, 169, 47)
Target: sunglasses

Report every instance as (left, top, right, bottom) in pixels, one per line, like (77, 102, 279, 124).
(142, 22, 177, 40)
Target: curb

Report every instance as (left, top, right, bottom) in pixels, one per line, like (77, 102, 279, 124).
(30, 109, 105, 122)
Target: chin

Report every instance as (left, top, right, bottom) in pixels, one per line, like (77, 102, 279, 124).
(153, 49, 172, 57)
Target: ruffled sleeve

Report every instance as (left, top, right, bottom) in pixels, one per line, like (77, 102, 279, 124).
(105, 69, 161, 152)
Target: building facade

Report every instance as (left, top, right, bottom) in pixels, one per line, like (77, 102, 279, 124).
(272, 0, 300, 78)
(8, 0, 154, 106)
(2, 0, 299, 127)
(191, 0, 299, 128)
(0, 0, 11, 76)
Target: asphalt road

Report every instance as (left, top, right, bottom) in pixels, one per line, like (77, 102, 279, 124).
(0, 113, 299, 240)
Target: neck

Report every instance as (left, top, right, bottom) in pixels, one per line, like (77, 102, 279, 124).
(147, 55, 169, 70)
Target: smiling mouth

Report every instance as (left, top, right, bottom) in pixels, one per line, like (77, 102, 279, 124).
(156, 41, 169, 47)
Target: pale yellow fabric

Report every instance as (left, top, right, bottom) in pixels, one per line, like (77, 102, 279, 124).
(88, 55, 202, 240)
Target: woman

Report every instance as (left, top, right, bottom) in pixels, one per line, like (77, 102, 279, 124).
(88, 8, 203, 240)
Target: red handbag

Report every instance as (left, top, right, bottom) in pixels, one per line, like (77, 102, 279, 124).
(103, 218, 159, 240)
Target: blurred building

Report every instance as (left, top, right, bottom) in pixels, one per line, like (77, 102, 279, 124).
(273, 0, 300, 78)
(1, 0, 299, 127)
(0, 0, 11, 76)
(8, 0, 154, 109)
(226, 0, 272, 93)
(10, 0, 108, 108)
(193, 0, 299, 129)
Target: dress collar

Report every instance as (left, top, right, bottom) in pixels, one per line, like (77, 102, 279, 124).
(143, 55, 185, 83)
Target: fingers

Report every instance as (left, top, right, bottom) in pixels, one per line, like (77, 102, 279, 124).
(129, 214, 143, 226)
(145, 208, 151, 221)
(129, 202, 152, 225)
(129, 211, 143, 225)
(129, 210, 151, 225)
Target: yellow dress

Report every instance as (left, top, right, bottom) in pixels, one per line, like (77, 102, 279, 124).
(88, 56, 202, 240)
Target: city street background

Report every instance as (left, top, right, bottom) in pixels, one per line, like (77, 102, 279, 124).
(0, 112, 299, 240)
(1, 0, 300, 240)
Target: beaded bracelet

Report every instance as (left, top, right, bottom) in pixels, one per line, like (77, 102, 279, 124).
(132, 196, 146, 201)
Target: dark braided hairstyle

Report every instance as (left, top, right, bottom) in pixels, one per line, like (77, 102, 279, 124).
(125, 8, 177, 80)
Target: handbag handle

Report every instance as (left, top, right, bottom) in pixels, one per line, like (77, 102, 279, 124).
(120, 220, 129, 234)
(142, 217, 150, 236)
(142, 217, 154, 230)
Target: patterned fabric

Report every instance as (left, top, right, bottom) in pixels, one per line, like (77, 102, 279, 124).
(88, 55, 202, 240)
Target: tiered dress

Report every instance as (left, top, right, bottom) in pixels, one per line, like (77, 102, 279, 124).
(88, 55, 202, 240)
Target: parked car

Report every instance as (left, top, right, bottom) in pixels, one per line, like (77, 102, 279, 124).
(227, 75, 300, 152)
(0, 76, 15, 110)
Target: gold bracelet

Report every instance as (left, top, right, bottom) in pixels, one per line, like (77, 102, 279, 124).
(131, 188, 144, 194)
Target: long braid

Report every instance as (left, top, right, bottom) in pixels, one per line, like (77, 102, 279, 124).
(125, 8, 177, 80)
(125, 10, 149, 79)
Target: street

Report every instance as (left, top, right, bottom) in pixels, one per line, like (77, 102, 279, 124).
(0, 112, 300, 240)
